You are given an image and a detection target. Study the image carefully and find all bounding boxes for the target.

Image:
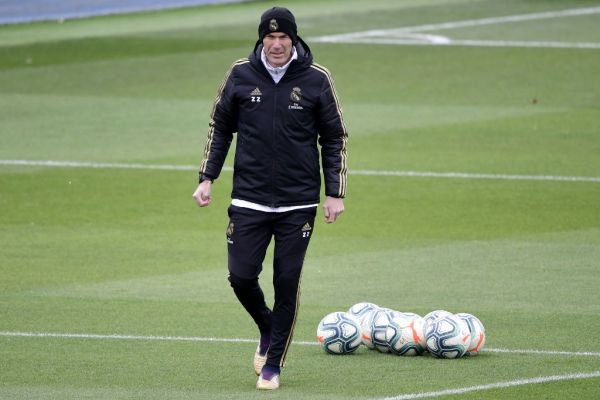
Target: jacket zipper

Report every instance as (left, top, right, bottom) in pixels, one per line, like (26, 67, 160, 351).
(270, 84, 278, 208)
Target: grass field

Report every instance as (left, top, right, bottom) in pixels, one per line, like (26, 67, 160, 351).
(1, 0, 600, 398)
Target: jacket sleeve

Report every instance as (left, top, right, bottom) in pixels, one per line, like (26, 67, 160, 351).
(198, 62, 240, 182)
(316, 70, 348, 198)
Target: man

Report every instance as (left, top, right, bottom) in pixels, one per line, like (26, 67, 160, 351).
(192, 6, 348, 390)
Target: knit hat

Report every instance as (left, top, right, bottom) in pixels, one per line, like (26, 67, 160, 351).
(258, 7, 297, 44)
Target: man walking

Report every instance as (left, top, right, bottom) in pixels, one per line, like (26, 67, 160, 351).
(193, 6, 348, 390)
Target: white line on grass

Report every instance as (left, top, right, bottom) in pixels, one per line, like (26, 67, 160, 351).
(0, 331, 257, 343)
(310, 6, 600, 49)
(0, 159, 202, 172)
(312, 6, 600, 40)
(2, 159, 600, 183)
(2, 331, 600, 357)
(484, 347, 600, 357)
(376, 371, 600, 400)
(350, 169, 600, 183)
(400, 7, 600, 34)
(333, 37, 600, 49)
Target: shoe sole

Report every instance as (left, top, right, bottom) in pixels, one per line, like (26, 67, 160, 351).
(256, 376, 279, 390)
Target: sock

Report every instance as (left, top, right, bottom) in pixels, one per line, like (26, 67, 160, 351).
(258, 330, 270, 356)
(260, 363, 280, 380)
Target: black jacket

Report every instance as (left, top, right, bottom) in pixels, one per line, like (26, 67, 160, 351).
(199, 38, 348, 207)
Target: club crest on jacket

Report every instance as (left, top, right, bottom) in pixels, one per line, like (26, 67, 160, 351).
(290, 87, 302, 102)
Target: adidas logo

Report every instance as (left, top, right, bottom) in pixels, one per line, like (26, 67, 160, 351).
(301, 223, 312, 232)
(251, 87, 262, 96)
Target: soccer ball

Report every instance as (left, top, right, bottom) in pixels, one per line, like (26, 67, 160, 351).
(348, 302, 379, 319)
(425, 314, 471, 359)
(370, 309, 393, 353)
(456, 313, 486, 356)
(357, 306, 381, 349)
(386, 315, 426, 356)
(348, 302, 382, 350)
(397, 311, 422, 320)
(423, 309, 453, 327)
(317, 312, 362, 354)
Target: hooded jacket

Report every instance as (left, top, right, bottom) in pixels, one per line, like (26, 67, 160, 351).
(199, 38, 348, 207)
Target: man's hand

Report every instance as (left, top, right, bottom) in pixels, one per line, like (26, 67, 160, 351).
(192, 180, 213, 207)
(322, 196, 344, 224)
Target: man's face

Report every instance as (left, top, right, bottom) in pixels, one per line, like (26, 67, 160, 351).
(262, 32, 293, 67)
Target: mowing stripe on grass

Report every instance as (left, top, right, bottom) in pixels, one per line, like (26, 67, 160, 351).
(2, 159, 600, 183)
(377, 371, 600, 400)
(1, 331, 600, 357)
(0, 0, 244, 25)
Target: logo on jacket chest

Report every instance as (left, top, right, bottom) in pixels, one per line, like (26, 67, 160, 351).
(249, 86, 305, 109)
(250, 87, 262, 103)
(289, 87, 304, 110)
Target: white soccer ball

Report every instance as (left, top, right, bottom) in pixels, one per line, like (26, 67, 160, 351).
(357, 306, 381, 349)
(386, 315, 426, 356)
(423, 309, 453, 327)
(348, 302, 380, 319)
(456, 313, 486, 356)
(370, 309, 393, 353)
(425, 313, 471, 359)
(397, 311, 422, 320)
(317, 312, 362, 355)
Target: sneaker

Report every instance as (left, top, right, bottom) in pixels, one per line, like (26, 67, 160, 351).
(256, 369, 280, 390)
(253, 345, 268, 376)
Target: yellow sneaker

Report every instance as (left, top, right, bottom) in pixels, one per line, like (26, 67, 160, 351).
(253, 345, 267, 376)
(256, 372, 280, 390)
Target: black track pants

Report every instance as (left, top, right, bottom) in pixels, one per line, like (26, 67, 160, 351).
(226, 205, 316, 368)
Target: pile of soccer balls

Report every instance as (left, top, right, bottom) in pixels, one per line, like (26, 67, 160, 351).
(316, 302, 486, 359)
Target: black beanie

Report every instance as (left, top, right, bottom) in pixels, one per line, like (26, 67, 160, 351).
(258, 7, 297, 44)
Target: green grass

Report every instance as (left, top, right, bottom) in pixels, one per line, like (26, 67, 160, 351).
(1, 0, 600, 398)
